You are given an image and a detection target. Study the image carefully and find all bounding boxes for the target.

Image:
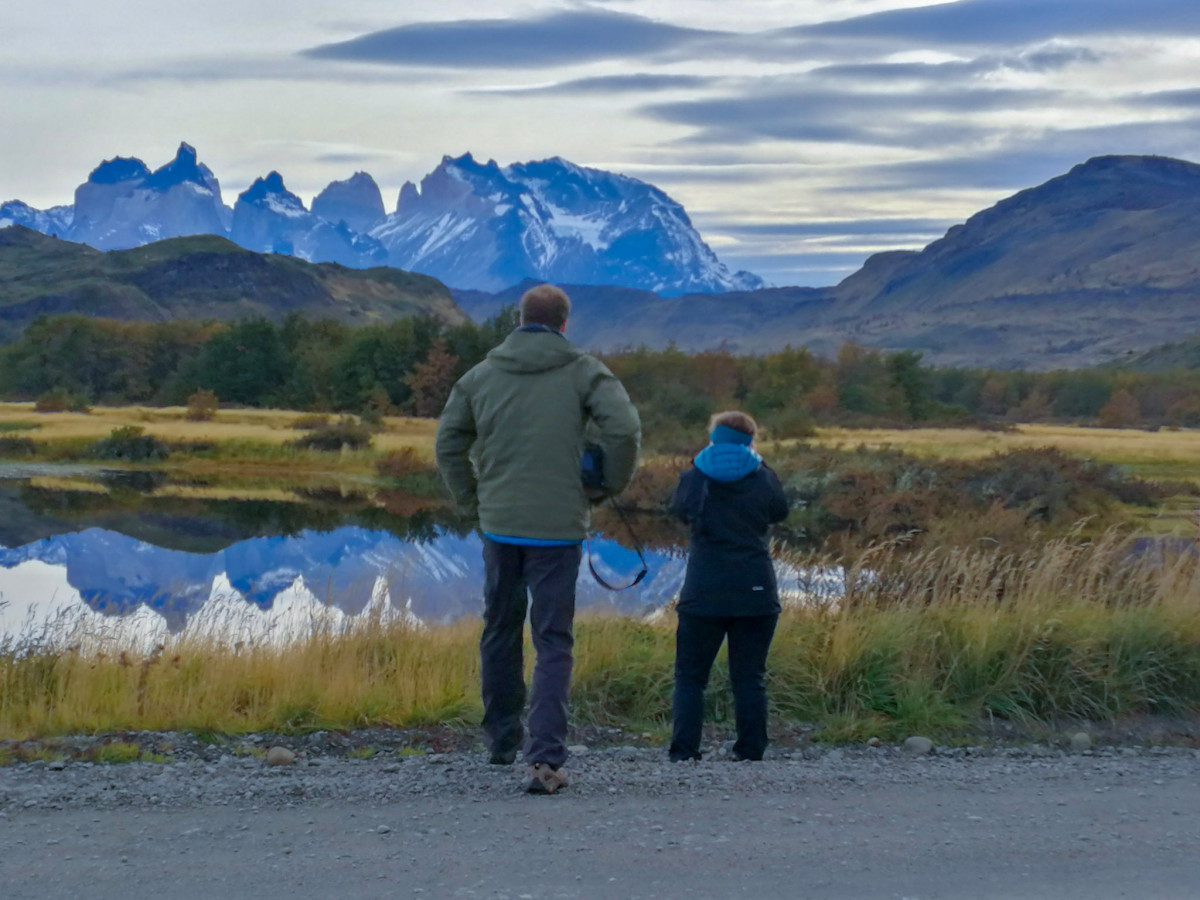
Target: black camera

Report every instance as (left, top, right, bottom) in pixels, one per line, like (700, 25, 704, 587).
(581, 442, 606, 492)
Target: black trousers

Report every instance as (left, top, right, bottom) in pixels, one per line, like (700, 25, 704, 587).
(480, 538, 582, 770)
(670, 611, 779, 761)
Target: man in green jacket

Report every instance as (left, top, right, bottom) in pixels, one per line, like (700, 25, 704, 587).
(435, 284, 641, 793)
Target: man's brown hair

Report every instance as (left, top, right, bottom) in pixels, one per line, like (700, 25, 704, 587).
(709, 410, 758, 437)
(519, 284, 571, 331)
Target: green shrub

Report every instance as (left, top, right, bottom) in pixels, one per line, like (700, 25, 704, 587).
(34, 390, 90, 414)
(289, 418, 373, 452)
(0, 437, 37, 457)
(88, 426, 170, 461)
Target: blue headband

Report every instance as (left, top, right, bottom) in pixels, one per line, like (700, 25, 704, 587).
(710, 424, 753, 446)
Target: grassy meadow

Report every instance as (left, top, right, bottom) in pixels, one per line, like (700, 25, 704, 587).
(1, 404, 1199, 744)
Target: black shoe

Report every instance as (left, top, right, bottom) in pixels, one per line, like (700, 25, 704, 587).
(730, 751, 763, 762)
(488, 747, 518, 765)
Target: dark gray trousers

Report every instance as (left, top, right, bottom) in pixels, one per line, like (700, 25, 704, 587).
(480, 538, 582, 769)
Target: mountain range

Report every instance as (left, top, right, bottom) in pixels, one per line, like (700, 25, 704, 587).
(1, 143, 758, 296)
(6, 150, 1200, 368)
(458, 155, 1200, 368)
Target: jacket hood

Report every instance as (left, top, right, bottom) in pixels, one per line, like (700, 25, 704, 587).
(486, 329, 583, 374)
(694, 443, 762, 482)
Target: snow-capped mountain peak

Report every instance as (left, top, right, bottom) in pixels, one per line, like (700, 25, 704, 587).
(372, 152, 762, 294)
(5, 144, 762, 294)
(144, 142, 222, 199)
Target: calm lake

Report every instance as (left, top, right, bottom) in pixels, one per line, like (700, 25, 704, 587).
(0, 466, 842, 649)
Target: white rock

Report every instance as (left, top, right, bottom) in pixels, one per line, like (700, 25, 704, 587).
(903, 736, 933, 756)
(266, 746, 296, 767)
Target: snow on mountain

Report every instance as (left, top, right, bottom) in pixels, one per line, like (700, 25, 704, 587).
(231, 171, 388, 267)
(0, 200, 74, 236)
(3, 144, 762, 296)
(68, 143, 231, 250)
(312, 171, 386, 234)
(372, 153, 763, 295)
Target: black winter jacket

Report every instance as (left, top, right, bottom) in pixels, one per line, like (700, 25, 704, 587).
(668, 464, 790, 617)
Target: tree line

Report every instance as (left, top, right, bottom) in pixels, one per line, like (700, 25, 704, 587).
(3, 312, 1199, 437)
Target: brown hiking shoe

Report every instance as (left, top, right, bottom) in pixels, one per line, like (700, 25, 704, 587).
(523, 763, 568, 795)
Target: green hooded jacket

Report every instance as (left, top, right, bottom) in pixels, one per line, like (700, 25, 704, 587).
(435, 329, 641, 541)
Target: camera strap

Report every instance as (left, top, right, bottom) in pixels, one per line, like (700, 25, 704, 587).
(586, 500, 650, 591)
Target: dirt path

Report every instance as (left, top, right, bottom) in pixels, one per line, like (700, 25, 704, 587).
(3, 746, 1198, 899)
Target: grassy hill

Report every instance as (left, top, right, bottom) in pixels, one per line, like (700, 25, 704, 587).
(0, 226, 465, 339)
(1114, 335, 1200, 372)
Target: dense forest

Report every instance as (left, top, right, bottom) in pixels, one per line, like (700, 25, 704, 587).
(3, 312, 1199, 441)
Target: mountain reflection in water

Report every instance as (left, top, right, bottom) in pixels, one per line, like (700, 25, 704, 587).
(0, 470, 844, 648)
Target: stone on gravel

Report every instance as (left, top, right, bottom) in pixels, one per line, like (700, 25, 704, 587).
(1070, 732, 1093, 752)
(866, 737, 881, 747)
(904, 736, 933, 756)
(48, 760, 66, 771)
(567, 745, 589, 756)
(266, 747, 296, 767)
(376, 825, 391, 835)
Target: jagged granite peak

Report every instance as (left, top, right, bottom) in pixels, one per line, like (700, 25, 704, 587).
(238, 171, 303, 209)
(144, 142, 223, 198)
(371, 152, 762, 295)
(232, 171, 386, 266)
(70, 143, 231, 250)
(87, 155, 151, 185)
(312, 171, 386, 233)
(396, 181, 419, 212)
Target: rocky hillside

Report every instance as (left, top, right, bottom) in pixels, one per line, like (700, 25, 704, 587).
(0, 226, 463, 340)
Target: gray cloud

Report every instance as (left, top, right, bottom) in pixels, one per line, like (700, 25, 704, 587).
(810, 44, 1104, 84)
(468, 73, 719, 96)
(717, 218, 954, 238)
(840, 117, 1200, 193)
(794, 0, 1200, 46)
(643, 84, 1061, 148)
(718, 250, 875, 287)
(303, 9, 725, 69)
(1132, 89, 1200, 109)
(105, 56, 448, 86)
(314, 152, 390, 165)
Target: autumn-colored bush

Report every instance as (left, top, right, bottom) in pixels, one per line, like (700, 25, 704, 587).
(375, 447, 431, 480)
(185, 389, 218, 422)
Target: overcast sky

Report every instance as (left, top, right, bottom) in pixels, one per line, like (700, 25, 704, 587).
(4, 0, 1200, 286)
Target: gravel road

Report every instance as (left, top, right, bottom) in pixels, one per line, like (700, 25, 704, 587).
(2, 740, 1199, 899)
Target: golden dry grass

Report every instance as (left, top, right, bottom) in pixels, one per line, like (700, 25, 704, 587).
(804, 424, 1200, 483)
(0, 401, 438, 453)
(0, 402, 438, 477)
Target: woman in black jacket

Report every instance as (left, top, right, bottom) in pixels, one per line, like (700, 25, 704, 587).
(668, 410, 789, 762)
